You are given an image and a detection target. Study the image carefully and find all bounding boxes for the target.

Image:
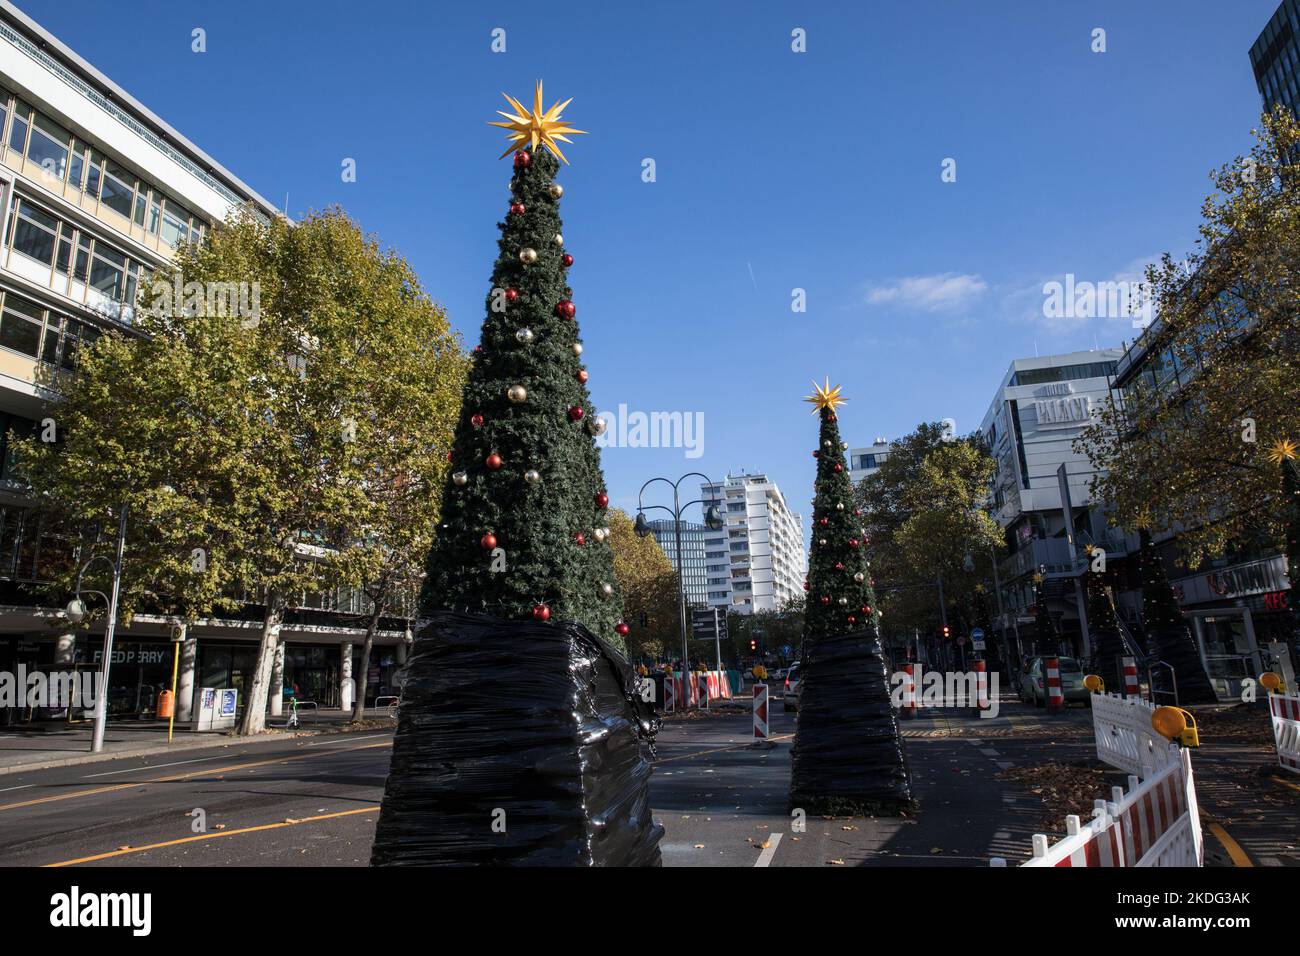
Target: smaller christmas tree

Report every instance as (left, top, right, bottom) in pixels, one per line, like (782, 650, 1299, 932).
(1083, 564, 1130, 690)
(1272, 439, 1300, 652)
(1031, 572, 1058, 656)
(789, 381, 911, 816)
(1137, 527, 1217, 704)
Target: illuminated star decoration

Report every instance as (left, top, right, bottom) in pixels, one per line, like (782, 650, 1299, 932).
(488, 80, 587, 164)
(1267, 438, 1299, 464)
(804, 379, 847, 414)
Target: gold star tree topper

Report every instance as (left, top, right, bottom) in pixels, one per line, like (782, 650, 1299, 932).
(804, 379, 848, 414)
(1267, 438, 1298, 464)
(488, 80, 587, 164)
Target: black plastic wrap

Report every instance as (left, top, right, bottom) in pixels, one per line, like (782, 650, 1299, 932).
(371, 610, 663, 866)
(789, 626, 913, 816)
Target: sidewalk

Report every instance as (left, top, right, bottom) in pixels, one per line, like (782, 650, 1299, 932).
(0, 707, 395, 775)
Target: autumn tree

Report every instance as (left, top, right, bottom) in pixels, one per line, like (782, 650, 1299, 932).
(606, 508, 679, 660)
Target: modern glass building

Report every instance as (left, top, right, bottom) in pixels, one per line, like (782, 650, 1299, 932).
(646, 519, 708, 608)
(1250, 0, 1300, 118)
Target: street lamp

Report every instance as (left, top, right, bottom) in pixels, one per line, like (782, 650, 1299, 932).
(69, 503, 128, 753)
(635, 473, 723, 709)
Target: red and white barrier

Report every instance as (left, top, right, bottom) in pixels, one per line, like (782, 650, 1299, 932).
(1045, 657, 1064, 713)
(991, 748, 1201, 868)
(1122, 657, 1140, 697)
(1269, 692, 1300, 775)
(973, 660, 990, 714)
(1091, 692, 1173, 778)
(753, 683, 770, 740)
(662, 674, 675, 714)
(698, 674, 710, 709)
(901, 663, 917, 719)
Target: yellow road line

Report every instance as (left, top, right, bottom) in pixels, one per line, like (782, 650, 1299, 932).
(1268, 773, 1300, 795)
(656, 733, 794, 764)
(0, 740, 391, 814)
(1203, 818, 1253, 867)
(43, 806, 381, 867)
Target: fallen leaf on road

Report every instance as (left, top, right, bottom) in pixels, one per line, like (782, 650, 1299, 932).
(759, 840, 771, 849)
(827, 858, 845, 865)
(841, 825, 859, 831)
(693, 844, 705, 849)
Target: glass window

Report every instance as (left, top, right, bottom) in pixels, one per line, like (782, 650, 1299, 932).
(26, 113, 70, 180)
(99, 162, 134, 218)
(7, 101, 29, 153)
(0, 293, 44, 358)
(160, 203, 189, 248)
(68, 142, 85, 191)
(11, 200, 58, 264)
(55, 234, 71, 275)
(40, 316, 60, 365)
(85, 152, 103, 199)
(73, 235, 91, 282)
(89, 244, 125, 300)
(147, 199, 160, 234)
(0, 94, 8, 149)
(133, 192, 146, 226)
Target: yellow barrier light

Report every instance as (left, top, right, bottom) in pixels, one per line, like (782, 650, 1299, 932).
(1083, 674, 1104, 693)
(1261, 671, 1284, 693)
(1152, 706, 1199, 748)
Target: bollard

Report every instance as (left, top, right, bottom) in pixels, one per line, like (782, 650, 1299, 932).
(1122, 657, 1139, 698)
(698, 673, 710, 710)
(1045, 657, 1064, 714)
(973, 659, 989, 717)
(901, 662, 917, 719)
(753, 682, 770, 740)
(663, 675, 675, 714)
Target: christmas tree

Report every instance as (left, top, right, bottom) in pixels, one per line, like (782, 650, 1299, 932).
(1137, 527, 1217, 704)
(1083, 565, 1130, 690)
(1031, 572, 1058, 656)
(789, 381, 911, 816)
(372, 84, 661, 867)
(420, 82, 628, 649)
(1272, 439, 1300, 655)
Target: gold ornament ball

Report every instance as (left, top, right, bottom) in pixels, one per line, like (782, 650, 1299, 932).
(554, 233, 564, 247)
(572, 342, 583, 356)
(507, 384, 528, 403)
(519, 247, 538, 264)
(588, 416, 607, 436)
(452, 470, 468, 486)
(549, 183, 564, 199)
(836, 502, 844, 511)
(524, 469, 541, 485)
(818, 538, 827, 546)
(838, 597, 849, 606)
(594, 527, 608, 543)
(599, 582, 614, 598)
(854, 572, 865, 583)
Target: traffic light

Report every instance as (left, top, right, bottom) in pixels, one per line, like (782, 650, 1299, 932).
(942, 624, 951, 639)
(749, 639, 757, 651)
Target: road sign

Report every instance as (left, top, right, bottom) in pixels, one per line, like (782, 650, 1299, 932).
(971, 627, 986, 652)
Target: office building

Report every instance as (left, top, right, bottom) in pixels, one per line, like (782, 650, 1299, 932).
(848, 437, 891, 485)
(699, 473, 805, 615)
(1251, 0, 1300, 119)
(646, 518, 707, 608)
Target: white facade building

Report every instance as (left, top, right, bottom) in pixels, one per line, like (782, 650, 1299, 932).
(848, 437, 891, 485)
(700, 473, 806, 615)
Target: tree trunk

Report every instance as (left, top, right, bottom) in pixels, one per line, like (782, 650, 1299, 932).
(352, 599, 384, 723)
(238, 592, 284, 736)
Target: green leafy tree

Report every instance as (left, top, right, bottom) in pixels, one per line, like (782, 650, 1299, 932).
(606, 508, 679, 660)
(1077, 109, 1300, 565)
(19, 207, 466, 735)
(419, 143, 626, 650)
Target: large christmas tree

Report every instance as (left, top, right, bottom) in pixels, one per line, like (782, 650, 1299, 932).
(789, 381, 911, 815)
(420, 82, 627, 648)
(1137, 527, 1217, 704)
(372, 85, 661, 867)
(1083, 566, 1130, 690)
(1273, 439, 1300, 660)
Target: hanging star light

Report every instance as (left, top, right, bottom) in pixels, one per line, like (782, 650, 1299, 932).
(1267, 437, 1299, 464)
(488, 80, 587, 164)
(804, 379, 847, 414)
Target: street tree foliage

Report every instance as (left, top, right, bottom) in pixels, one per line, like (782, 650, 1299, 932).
(419, 146, 628, 649)
(18, 207, 466, 734)
(1077, 108, 1300, 566)
(855, 423, 1003, 641)
(606, 508, 679, 660)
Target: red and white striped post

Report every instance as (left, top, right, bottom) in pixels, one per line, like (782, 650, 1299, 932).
(663, 675, 675, 714)
(753, 683, 770, 740)
(1045, 657, 1064, 714)
(973, 659, 990, 716)
(698, 673, 710, 710)
(901, 662, 917, 719)
(1122, 657, 1139, 698)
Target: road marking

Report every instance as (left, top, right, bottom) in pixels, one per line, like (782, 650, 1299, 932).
(305, 733, 389, 747)
(0, 784, 33, 794)
(0, 740, 391, 814)
(1267, 773, 1300, 795)
(656, 734, 794, 765)
(42, 806, 381, 867)
(979, 748, 1000, 758)
(83, 755, 228, 778)
(753, 832, 782, 867)
(1204, 818, 1253, 868)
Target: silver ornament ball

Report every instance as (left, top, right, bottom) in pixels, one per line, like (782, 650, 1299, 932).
(572, 342, 583, 356)
(519, 247, 538, 264)
(507, 384, 528, 403)
(524, 469, 541, 485)
(599, 582, 614, 598)
(588, 416, 607, 436)
(853, 572, 865, 583)
(515, 327, 535, 344)
(549, 183, 564, 199)
(553, 233, 564, 247)
(452, 470, 468, 487)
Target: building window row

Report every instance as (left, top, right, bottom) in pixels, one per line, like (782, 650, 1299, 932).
(0, 285, 100, 369)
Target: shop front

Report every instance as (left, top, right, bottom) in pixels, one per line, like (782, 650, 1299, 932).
(75, 636, 174, 720)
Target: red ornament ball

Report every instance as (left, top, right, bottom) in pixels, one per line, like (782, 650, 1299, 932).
(561, 253, 574, 267)
(812, 451, 819, 458)
(532, 604, 551, 621)
(820, 595, 830, 605)
(509, 202, 525, 216)
(595, 492, 609, 509)
(505, 288, 520, 303)
(834, 463, 843, 473)
(555, 299, 576, 319)
(803, 581, 810, 591)
(480, 533, 497, 550)
(575, 532, 586, 546)
(514, 150, 532, 168)
(486, 453, 503, 471)
(615, 622, 630, 637)
(819, 518, 828, 527)
(471, 413, 485, 428)
(862, 605, 872, 614)
(848, 538, 859, 547)
(847, 615, 857, 625)
(577, 370, 589, 384)
(835, 562, 844, 570)
(568, 406, 584, 421)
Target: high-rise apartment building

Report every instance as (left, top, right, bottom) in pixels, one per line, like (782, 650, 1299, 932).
(699, 473, 805, 615)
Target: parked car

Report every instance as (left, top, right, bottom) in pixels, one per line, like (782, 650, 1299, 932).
(1019, 656, 1090, 707)
(784, 662, 801, 712)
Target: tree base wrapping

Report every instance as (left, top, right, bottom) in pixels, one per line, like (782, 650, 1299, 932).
(371, 610, 663, 866)
(789, 626, 913, 816)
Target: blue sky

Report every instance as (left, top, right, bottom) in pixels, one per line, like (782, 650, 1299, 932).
(21, 0, 1282, 524)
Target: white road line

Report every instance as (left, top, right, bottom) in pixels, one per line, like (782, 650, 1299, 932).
(83, 755, 228, 778)
(997, 761, 1015, 770)
(0, 783, 33, 793)
(754, 832, 783, 867)
(305, 733, 389, 747)
(979, 748, 1000, 758)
